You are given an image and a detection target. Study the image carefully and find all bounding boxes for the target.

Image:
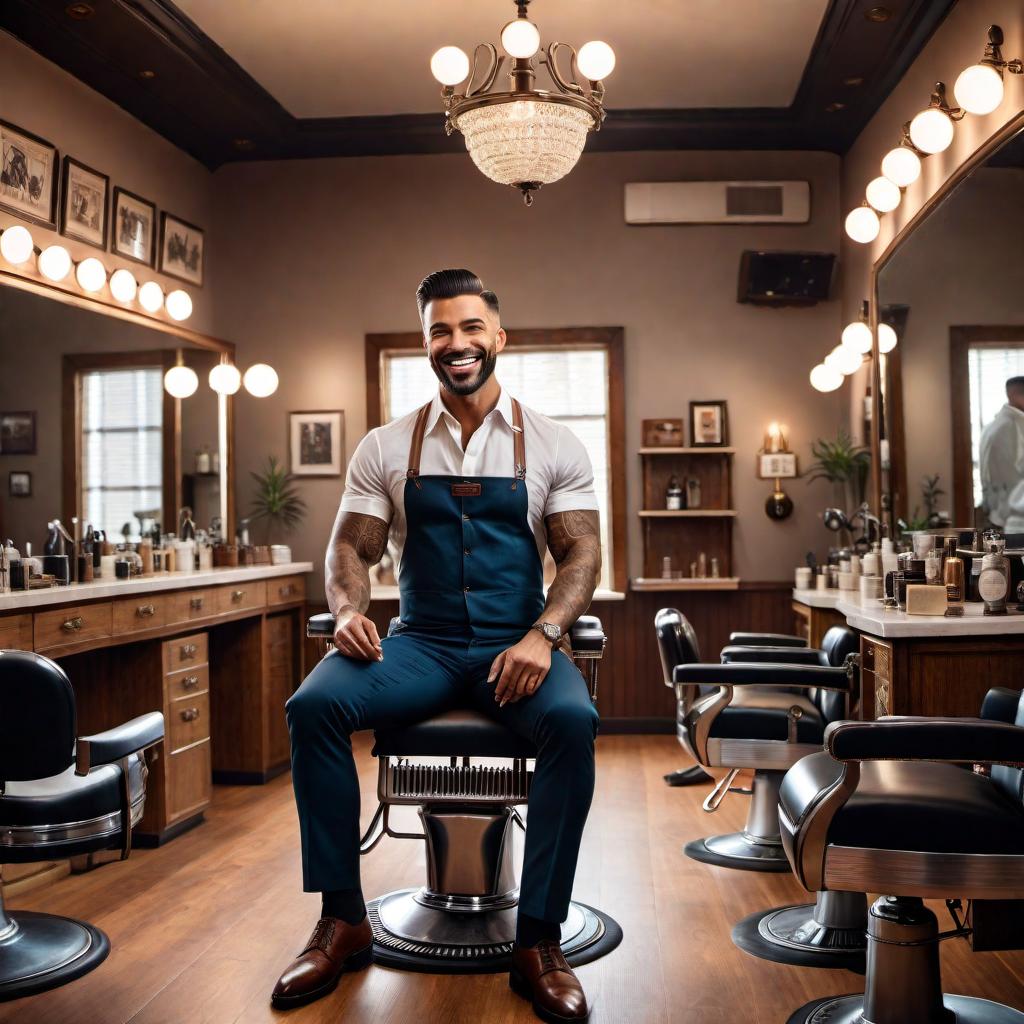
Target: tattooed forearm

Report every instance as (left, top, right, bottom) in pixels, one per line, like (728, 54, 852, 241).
(325, 510, 390, 616)
(542, 509, 602, 631)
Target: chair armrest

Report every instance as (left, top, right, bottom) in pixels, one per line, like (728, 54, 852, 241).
(673, 662, 851, 690)
(721, 645, 825, 665)
(825, 717, 1024, 767)
(307, 612, 335, 638)
(569, 616, 605, 656)
(76, 711, 165, 775)
(981, 687, 1022, 724)
(728, 632, 806, 648)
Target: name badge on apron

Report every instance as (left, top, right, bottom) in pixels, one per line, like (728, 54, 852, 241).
(451, 483, 482, 497)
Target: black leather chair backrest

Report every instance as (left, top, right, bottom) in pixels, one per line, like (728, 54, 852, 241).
(654, 607, 701, 685)
(0, 651, 76, 783)
(993, 692, 1024, 804)
(811, 626, 859, 723)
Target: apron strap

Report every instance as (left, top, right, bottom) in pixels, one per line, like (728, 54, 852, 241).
(406, 401, 432, 488)
(511, 397, 527, 480)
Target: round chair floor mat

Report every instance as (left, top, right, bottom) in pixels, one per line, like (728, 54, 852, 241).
(732, 904, 866, 973)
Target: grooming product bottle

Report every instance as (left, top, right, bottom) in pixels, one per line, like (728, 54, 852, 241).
(943, 538, 965, 617)
(697, 552, 707, 578)
(979, 532, 1010, 615)
(661, 556, 673, 580)
(686, 477, 701, 509)
(665, 475, 683, 511)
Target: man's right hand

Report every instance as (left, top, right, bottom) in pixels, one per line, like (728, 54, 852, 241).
(333, 605, 383, 661)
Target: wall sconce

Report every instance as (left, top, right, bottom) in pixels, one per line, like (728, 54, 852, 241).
(164, 352, 199, 399)
(954, 25, 1023, 115)
(758, 423, 798, 520)
(842, 300, 873, 355)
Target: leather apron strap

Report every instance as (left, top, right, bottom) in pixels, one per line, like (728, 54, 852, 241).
(406, 401, 433, 488)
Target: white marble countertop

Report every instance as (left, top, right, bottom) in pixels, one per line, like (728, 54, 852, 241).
(367, 585, 627, 603)
(0, 562, 314, 612)
(792, 587, 845, 609)
(836, 593, 1024, 638)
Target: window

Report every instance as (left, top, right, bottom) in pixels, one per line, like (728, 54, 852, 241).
(967, 344, 1024, 508)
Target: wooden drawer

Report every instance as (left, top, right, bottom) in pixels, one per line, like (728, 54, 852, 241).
(112, 594, 167, 635)
(166, 587, 215, 625)
(268, 574, 306, 607)
(168, 690, 210, 751)
(0, 614, 33, 651)
(215, 580, 267, 615)
(167, 738, 211, 822)
(162, 631, 208, 674)
(166, 663, 209, 702)
(35, 602, 112, 652)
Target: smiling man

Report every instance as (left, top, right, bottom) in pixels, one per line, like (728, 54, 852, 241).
(273, 269, 602, 1022)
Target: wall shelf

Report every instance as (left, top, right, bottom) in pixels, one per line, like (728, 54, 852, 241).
(638, 509, 737, 518)
(638, 446, 736, 456)
(632, 577, 741, 592)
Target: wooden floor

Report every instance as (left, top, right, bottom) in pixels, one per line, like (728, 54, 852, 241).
(5, 735, 1024, 1024)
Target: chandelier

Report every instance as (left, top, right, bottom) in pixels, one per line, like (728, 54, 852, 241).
(430, 0, 615, 205)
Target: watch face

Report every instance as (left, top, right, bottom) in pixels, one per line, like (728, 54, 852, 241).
(542, 623, 560, 642)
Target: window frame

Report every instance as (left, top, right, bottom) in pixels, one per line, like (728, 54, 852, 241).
(365, 327, 627, 593)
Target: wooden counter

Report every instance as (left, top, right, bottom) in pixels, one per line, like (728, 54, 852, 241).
(791, 588, 846, 646)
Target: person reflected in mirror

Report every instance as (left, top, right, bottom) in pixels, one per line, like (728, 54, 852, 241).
(979, 376, 1024, 530)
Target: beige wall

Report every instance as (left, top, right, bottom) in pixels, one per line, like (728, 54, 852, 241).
(211, 150, 844, 595)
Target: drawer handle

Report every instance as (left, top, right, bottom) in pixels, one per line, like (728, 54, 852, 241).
(61, 616, 83, 632)
(182, 674, 200, 690)
(279, 584, 294, 597)
(231, 589, 245, 602)
(179, 707, 200, 722)
(190, 596, 204, 611)
(181, 643, 198, 659)
(137, 603, 156, 618)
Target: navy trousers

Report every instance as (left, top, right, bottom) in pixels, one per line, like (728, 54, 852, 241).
(286, 628, 599, 924)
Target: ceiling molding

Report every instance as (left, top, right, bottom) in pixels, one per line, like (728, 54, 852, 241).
(1, 0, 956, 170)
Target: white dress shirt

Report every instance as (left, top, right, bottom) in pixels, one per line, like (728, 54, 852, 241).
(340, 387, 598, 575)
(980, 403, 1024, 529)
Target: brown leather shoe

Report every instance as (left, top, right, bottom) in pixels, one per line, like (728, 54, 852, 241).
(271, 916, 373, 1009)
(510, 940, 590, 1023)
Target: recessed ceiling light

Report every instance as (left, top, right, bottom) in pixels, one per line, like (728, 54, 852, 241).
(825, 102, 847, 113)
(865, 6, 892, 22)
(65, 3, 94, 18)
(843, 76, 865, 88)
(139, 69, 156, 80)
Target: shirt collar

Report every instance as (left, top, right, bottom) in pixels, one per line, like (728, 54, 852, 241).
(425, 385, 515, 435)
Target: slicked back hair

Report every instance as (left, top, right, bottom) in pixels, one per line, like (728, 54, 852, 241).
(416, 268, 499, 322)
(1008, 376, 1024, 396)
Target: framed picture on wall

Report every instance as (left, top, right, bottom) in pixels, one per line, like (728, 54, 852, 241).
(9, 471, 31, 498)
(159, 211, 204, 286)
(60, 156, 109, 250)
(689, 400, 728, 447)
(111, 187, 156, 266)
(0, 119, 58, 228)
(0, 412, 37, 455)
(289, 410, 345, 477)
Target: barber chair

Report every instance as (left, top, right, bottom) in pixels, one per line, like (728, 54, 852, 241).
(781, 687, 1024, 1024)
(0, 650, 164, 1001)
(306, 613, 622, 972)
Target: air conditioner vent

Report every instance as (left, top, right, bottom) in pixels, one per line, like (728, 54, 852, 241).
(624, 181, 810, 224)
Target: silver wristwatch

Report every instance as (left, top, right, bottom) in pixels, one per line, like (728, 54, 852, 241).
(531, 621, 562, 646)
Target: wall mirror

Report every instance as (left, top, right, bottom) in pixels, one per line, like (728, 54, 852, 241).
(0, 279, 234, 553)
(873, 115, 1024, 540)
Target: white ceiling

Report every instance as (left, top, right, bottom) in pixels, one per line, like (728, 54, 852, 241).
(174, 0, 831, 118)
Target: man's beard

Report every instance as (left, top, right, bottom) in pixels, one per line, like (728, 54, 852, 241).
(429, 346, 498, 397)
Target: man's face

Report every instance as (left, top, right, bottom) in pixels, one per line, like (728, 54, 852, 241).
(423, 294, 506, 397)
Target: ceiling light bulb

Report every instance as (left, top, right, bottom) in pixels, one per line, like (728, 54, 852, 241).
(954, 62, 1004, 115)
(909, 106, 955, 154)
(845, 205, 880, 244)
(810, 363, 843, 393)
(881, 146, 921, 187)
(576, 40, 616, 81)
(0, 225, 34, 265)
(243, 363, 279, 397)
(878, 323, 898, 353)
(75, 256, 106, 293)
(501, 19, 540, 59)
(208, 362, 241, 395)
(38, 244, 71, 281)
(138, 280, 164, 313)
(865, 175, 901, 213)
(165, 289, 193, 321)
(163, 365, 199, 399)
(109, 268, 137, 302)
(841, 320, 874, 354)
(827, 344, 864, 376)
(430, 46, 470, 86)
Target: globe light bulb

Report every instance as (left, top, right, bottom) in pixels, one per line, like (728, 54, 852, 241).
(208, 362, 241, 395)
(109, 268, 138, 302)
(810, 363, 843, 393)
(500, 19, 540, 59)
(243, 363, 279, 397)
(0, 225, 34, 265)
(826, 344, 864, 376)
(909, 106, 954, 154)
(881, 146, 922, 188)
(841, 320, 874, 355)
(138, 280, 164, 313)
(38, 244, 71, 281)
(75, 256, 107, 293)
(430, 46, 470, 86)
(845, 206, 880, 244)
(576, 40, 616, 81)
(954, 62, 1004, 116)
(865, 175, 901, 213)
(165, 289, 193, 321)
(878, 323, 898, 354)
(164, 365, 199, 399)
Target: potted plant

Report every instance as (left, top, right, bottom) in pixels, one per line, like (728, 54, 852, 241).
(249, 456, 307, 545)
(806, 428, 872, 517)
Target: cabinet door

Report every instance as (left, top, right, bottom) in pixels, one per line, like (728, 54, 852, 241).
(167, 739, 212, 823)
(265, 613, 295, 769)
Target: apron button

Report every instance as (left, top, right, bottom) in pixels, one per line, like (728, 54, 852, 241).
(464, 548, 471, 556)
(462, 513, 470, 521)
(463, 586, 470, 593)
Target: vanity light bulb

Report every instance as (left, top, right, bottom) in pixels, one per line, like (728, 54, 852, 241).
(75, 257, 106, 293)
(209, 362, 241, 395)
(845, 206, 880, 244)
(38, 244, 71, 281)
(877, 323, 898, 354)
(165, 289, 193, 321)
(826, 345, 863, 377)
(881, 146, 922, 188)
(164, 365, 199, 399)
(243, 363, 279, 398)
(109, 268, 137, 302)
(841, 320, 874, 355)
(954, 63, 1004, 116)
(138, 280, 164, 313)
(576, 40, 616, 81)
(865, 175, 901, 213)
(909, 107, 955, 154)
(500, 19, 541, 59)
(0, 225, 34, 265)
(430, 46, 470, 86)
(810, 363, 843, 393)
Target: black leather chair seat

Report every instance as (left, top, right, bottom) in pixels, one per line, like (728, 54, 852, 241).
(782, 751, 1024, 855)
(372, 709, 537, 758)
(710, 691, 825, 743)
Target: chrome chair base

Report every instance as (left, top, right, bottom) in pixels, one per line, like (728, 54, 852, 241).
(787, 994, 1024, 1024)
(685, 832, 791, 872)
(0, 911, 110, 1002)
(663, 765, 712, 787)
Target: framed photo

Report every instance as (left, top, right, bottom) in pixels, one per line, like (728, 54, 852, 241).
(60, 156, 109, 250)
(8, 471, 31, 498)
(159, 211, 204, 286)
(111, 186, 156, 267)
(0, 412, 36, 455)
(642, 418, 684, 447)
(0, 119, 58, 228)
(758, 452, 798, 479)
(290, 411, 344, 477)
(689, 400, 728, 447)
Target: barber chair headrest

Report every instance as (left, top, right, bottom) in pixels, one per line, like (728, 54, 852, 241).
(654, 608, 700, 685)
